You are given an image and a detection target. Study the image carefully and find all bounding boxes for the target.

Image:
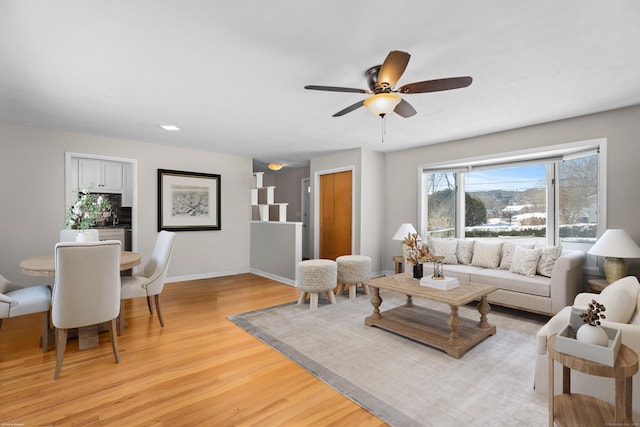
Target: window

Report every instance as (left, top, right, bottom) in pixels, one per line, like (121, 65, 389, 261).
(420, 142, 604, 272)
(557, 155, 598, 246)
(464, 164, 547, 239)
(423, 172, 456, 238)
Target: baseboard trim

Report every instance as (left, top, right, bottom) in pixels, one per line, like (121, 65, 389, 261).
(165, 268, 251, 284)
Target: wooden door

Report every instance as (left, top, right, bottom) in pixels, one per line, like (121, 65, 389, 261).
(319, 170, 352, 260)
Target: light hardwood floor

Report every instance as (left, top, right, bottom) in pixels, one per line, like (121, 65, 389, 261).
(0, 273, 387, 426)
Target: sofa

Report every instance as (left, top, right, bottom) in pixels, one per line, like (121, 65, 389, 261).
(533, 276, 640, 421)
(412, 238, 586, 316)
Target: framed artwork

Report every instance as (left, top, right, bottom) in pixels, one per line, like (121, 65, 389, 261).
(157, 169, 221, 231)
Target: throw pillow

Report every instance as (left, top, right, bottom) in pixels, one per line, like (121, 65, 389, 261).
(598, 276, 640, 323)
(456, 239, 475, 265)
(471, 241, 503, 269)
(499, 242, 535, 270)
(509, 246, 542, 276)
(536, 245, 562, 277)
(429, 238, 458, 264)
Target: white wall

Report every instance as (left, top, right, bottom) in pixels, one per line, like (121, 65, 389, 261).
(0, 123, 252, 286)
(4, 105, 638, 285)
(383, 104, 640, 276)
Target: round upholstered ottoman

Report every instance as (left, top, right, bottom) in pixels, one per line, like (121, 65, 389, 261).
(336, 255, 371, 299)
(296, 259, 337, 310)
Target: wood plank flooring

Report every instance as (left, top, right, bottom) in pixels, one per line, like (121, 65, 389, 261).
(0, 274, 387, 426)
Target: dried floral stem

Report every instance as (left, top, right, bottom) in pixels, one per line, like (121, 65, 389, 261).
(580, 299, 606, 326)
(403, 232, 431, 266)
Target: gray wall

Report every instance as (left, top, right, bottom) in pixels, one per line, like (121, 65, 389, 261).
(360, 148, 385, 275)
(383, 104, 640, 276)
(310, 148, 362, 258)
(262, 166, 310, 223)
(309, 148, 385, 275)
(250, 222, 302, 283)
(0, 123, 252, 286)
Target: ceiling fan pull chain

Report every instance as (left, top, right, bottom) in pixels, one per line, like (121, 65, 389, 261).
(381, 115, 386, 143)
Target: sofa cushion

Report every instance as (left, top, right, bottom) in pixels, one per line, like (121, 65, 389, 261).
(470, 268, 551, 297)
(439, 264, 486, 282)
(471, 241, 503, 268)
(499, 241, 535, 270)
(536, 245, 562, 277)
(456, 239, 475, 265)
(597, 276, 640, 323)
(429, 238, 458, 264)
(510, 246, 542, 276)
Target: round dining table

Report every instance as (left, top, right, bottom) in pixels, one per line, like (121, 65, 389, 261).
(20, 251, 142, 277)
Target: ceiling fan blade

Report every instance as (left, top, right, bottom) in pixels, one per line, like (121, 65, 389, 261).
(332, 100, 364, 117)
(378, 51, 410, 88)
(397, 76, 473, 94)
(305, 85, 368, 94)
(394, 99, 417, 118)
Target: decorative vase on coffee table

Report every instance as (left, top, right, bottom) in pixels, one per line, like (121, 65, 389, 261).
(412, 264, 423, 279)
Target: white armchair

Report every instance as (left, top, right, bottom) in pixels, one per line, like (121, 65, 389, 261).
(0, 274, 51, 352)
(534, 276, 640, 421)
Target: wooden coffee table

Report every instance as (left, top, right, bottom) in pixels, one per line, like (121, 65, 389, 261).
(364, 273, 497, 358)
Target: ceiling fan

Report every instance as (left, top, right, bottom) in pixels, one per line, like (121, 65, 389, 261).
(305, 50, 472, 119)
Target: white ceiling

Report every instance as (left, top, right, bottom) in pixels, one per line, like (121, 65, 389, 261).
(1, 1, 639, 171)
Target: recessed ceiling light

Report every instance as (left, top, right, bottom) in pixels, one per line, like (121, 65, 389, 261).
(159, 124, 180, 131)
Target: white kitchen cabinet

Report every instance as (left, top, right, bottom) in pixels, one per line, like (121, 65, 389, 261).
(78, 158, 123, 192)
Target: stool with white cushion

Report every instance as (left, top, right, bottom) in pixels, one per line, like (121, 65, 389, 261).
(296, 259, 337, 310)
(336, 255, 371, 299)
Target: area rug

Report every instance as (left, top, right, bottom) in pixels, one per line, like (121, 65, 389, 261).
(228, 289, 549, 427)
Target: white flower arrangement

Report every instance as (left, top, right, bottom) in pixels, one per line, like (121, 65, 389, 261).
(63, 188, 111, 230)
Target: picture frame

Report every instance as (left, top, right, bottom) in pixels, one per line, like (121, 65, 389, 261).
(158, 169, 221, 231)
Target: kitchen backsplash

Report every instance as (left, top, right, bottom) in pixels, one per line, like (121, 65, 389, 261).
(92, 193, 130, 226)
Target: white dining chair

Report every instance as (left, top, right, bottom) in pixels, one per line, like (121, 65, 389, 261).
(0, 274, 52, 352)
(52, 240, 122, 380)
(119, 231, 176, 335)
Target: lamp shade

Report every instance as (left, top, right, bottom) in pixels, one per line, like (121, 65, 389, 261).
(364, 93, 401, 117)
(588, 229, 640, 258)
(392, 223, 417, 240)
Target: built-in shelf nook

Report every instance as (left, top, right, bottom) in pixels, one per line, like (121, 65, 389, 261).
(251, 172, 288, 222)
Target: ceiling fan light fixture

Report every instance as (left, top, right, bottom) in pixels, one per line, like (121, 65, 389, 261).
(363, 93, 401, 117)
(267, 163, 284, 171)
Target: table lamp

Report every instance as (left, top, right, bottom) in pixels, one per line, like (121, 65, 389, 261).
(393, 223, 417, 242)
(393, 223, 417, 261)
(588, 229, 640, 283)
